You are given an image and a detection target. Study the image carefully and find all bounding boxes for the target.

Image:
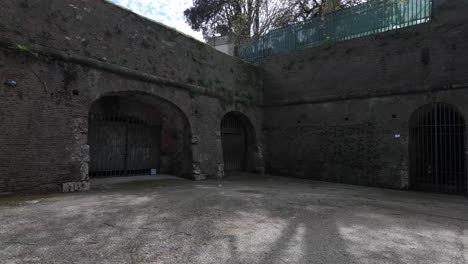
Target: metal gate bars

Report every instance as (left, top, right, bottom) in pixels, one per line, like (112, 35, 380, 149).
(88, 113, 161, 177)
(410, 103, 467, 194)
(221, 115, 247, 171)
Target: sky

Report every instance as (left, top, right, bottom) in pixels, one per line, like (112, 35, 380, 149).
(109, 0, 204, 41)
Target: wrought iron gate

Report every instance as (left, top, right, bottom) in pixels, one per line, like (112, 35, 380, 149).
(409, 103, 467, 194)
(221, 115, 247, 171)
(88, 113, 161, 177)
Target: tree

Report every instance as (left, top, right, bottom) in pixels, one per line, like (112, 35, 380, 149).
(183, 0, 366, 40)
(184, 0, 300, 41)
(184, 0, 256, 39)
(290, 0, 366, 22)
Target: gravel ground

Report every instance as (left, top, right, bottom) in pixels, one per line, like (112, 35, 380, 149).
(0, 173, 467, 264)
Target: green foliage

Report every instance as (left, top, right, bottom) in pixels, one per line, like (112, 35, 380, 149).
(17, 44, 40, 59)
(184, 0, 367, 40)
(184, 0, 255, 40)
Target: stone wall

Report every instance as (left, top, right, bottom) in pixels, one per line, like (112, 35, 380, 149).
(0, 0, 264, 192)
(2, 0, 467, 193)
(0, 0, 263, 103)
(260, 0, 468, 189)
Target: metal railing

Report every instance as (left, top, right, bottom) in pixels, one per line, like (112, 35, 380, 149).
(239, 0, 432, 63)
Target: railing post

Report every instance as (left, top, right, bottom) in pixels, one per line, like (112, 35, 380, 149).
(261, 37, 264, 60)
(294, 29, 297, 50)
(239, 0, 432, 63)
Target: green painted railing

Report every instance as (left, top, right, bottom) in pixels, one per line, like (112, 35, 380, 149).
(239, 0, 432, 63)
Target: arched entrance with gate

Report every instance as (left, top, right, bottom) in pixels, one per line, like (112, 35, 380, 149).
(409, 102, 467, 194)
(221, 112, 258, 172)
(88, 92, 192, 178)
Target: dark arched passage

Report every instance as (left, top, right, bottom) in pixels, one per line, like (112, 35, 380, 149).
(221, 112, 258, 172)
(88, 92, 192, 178)
(409, 103, 467, 194)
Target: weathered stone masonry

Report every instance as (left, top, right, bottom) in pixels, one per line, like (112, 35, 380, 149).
(261, 0, 468, 190)
(0, 0, 264, 192)
(1, 0, 467, 193)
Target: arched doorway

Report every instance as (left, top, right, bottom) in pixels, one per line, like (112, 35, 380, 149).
(221, 112, 258, 172)
(409, 103, 467, 194)
(88, 93, 192, 178)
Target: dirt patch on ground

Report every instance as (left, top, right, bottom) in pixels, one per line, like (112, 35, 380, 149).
(0, 174, 467, 264)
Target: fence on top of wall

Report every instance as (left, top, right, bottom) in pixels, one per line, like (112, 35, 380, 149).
(239, 0, 432, 63)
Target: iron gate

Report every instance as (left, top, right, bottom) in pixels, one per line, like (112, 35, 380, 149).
(221, 115, 246, 171)
(409, 103, 467, 194)
(88, 113, 161, 177)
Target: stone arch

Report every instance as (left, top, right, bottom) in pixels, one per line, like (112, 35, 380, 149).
(88, 91, 193, 178)
(409, 102, 467, 194)
(220, 111, 259, 172)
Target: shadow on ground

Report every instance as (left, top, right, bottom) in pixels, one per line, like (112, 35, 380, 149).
(0, 173, 467, 264)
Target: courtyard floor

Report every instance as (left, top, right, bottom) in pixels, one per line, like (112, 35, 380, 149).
(0, 174, 467, 264)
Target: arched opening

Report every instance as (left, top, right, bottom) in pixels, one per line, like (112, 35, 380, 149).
(221, 112, 258, 172)
(409, 103, 467, 194)
(88, 92, 192, 178)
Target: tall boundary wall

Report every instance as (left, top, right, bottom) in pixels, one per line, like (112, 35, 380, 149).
(1, 0, 467, 193)
(0, 0, 264, 192)
(260, 0, 468, 190)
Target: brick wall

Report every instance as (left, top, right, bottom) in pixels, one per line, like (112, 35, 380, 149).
(260, 0, 468, 189)
(2, 0, 467, 193)
(0, 0, 264, 192)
